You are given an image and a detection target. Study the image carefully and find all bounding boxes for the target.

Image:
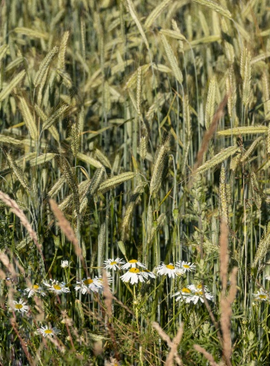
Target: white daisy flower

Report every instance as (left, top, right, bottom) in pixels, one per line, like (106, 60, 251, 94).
(37, 325, 61, 338)
(120, 268, 145, 285)
(156, 263, 182, 278)
(43, 280, 70, 294)
(75, 277, 103, 295)
(61, 260, 69, 268)
(177, 261, 196, 273)
(253, 289, 269, 302)
(104, 258, 125, 270)
(173, 284, 213, 304)
(25, 284, 46, 298)
(265, 275, 270, 281)
(140, 269, 156, 280)
(12, 299, 29, 314)
(121, 259, 146, 270)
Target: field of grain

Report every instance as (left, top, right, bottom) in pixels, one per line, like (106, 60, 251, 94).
(0, 1, 270, 365)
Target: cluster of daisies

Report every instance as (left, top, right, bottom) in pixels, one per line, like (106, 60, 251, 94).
(9, 258, 214, 338)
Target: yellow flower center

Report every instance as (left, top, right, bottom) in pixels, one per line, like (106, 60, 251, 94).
(182, 288, 191, 294)
(183, 264, 190, 268)
(33, 285, 39, 290)
(110, 261, 117, 265)
(44, 329, 53, 334)
(83, 279, 93, 285)
(129, 268, 140, 273)
(15, 304, 23, 309)
(129, 259, 138, 263)
(166, 264, 175, 270)
(53, 284, 62, 290)
(197, 284, 202, 289)
(195, 291, 203, 296)
(259, 295, 267, 299)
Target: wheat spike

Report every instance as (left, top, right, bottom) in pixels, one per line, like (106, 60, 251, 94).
(29, 153, 56, 167)
(160, 28, 186, 42)
(0, 70, 26, 102)
(121, 185, 144, 241)
(34, 46, 59, 87)
(196, 145, 239, 174)
(125, 64, 150, 90)
(252, 223, 270, 267)
(150, 137, 170, 195)
(218, 126, 267, 136)
(0, 135, 23, 145)
(240, 136, 262, 162)
(6, 152, 30, 191)
(240, 48, 251, 107)
(77, 152, 104, 169)
(14, 27, 49, 39)
(0, 44, 9, 62)
(219, 165, 228, 224)
(57, 31, 70, 71)
(18, 96, 38, 141)
(98, 172, 135, 193)
(126, 0, 149, 50)
(89, 168, 106, 196)
(95, 149, 111, 169)
(48, 175, 66, 197)
(145, 0, 172, 28)
(139, 121, 148, 160)
(205, 77, 217, 129)
(193, 0, 231, 19)
(161, 34, 183, 84)
(136, 66, 142, 115)
(71, 123, 79, 157)
(262, 72, 270, 120)
(34, 104, 60, 142)
(42, 104, 69, 131)
(36, 65, 49, 107)
(226, 67, 237, 119)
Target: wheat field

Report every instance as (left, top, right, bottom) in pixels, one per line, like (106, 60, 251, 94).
(0, 1, 270, 365)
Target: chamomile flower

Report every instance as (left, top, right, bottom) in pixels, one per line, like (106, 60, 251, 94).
(104, 258, 125, 270)
(61, 260, 69, 268)
(177, 261, 196, 273)
(43, 279, 70, 294)
(12, 299, 29, 314)
(121, 259, 146, 270)
(37, 325, 61, 338)
(120, 268, 145, 285)
(140, 269, 156, 280)
(173, 284, 213, 304)
(156, 263, 183, 278)
(253, 289, 269, 302)
(75, 277, 103, 295)
(25, 284, 46, 298)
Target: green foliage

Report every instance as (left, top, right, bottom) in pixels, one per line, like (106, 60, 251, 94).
(0, 0, 270, 365)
